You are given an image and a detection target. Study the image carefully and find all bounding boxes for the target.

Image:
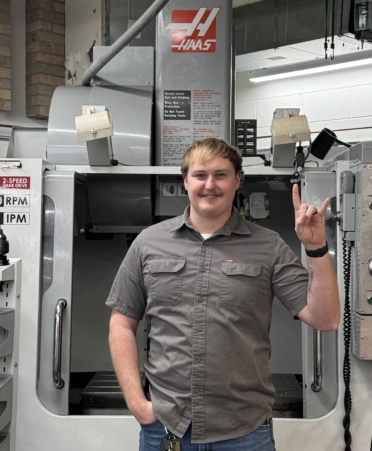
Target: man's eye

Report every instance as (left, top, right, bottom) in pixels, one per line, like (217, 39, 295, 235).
(216, 173, 226, 178)
(195, 174, 206, 179)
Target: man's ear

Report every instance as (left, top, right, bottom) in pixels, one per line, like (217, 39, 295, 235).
(235, 171, 241, 189)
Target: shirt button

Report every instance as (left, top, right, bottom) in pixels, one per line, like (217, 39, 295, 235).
(196, 326, 202, 331)
(195, 389, 200, 394)
(197, 297, 203, 303)
(200, 267, 206, 272)
(203, 242, 209, 246)
(195, 357, 201, 362)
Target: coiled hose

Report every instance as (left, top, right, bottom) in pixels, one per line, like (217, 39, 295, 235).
(342, 238, 352, 451)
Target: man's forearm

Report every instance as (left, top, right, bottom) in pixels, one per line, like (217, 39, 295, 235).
(298, 253, 340, 331)
(109, 314, 155, 424)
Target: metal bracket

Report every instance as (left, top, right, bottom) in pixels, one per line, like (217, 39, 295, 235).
(0, 161, 22, 169)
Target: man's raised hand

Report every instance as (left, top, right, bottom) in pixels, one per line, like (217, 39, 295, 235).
(292, 183, 330, 250)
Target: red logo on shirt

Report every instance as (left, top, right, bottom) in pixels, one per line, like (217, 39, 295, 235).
(166, 8, 220, 53)
(225, 259, 234, 263)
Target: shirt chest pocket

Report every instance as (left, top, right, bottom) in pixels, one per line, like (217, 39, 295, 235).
(220, 261, 262, 313)
(146, 258, 186, 305)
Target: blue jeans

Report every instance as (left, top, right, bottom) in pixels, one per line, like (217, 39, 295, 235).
(139, 419, 276, 451)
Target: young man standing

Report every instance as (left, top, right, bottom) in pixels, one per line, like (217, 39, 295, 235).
(106, 137, 340, 451)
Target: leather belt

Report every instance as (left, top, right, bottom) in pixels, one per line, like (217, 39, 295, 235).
(262, 414, 273, 425)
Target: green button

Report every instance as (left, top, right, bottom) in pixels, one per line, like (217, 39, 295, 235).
(369, 202, 372, 210)
(368, 297, 372, 305)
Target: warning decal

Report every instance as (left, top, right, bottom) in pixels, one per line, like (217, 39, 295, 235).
(162, 88, 224, 165)
(0, 177, 30, 190)
(164, 91, 191, 120)
(166, 8, 220, 53)
(0, 212, 30, 225)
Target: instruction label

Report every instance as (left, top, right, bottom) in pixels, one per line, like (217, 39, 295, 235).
(193, 89, 222, 128)
(0, 176, 31, 190)
(0, 212, 30, 225)
(0, 194, 30, 207)
(163, 125, 191, 165)
(164, 91, 191, 120)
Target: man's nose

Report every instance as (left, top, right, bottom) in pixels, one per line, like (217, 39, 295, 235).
(205, 176, 215, 190)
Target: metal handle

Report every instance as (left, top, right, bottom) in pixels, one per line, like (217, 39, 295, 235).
(53, 299, 67, 389)
(311, 329, 322, 392)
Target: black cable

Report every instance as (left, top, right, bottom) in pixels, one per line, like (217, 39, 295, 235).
(330, 0, 336, 59)
(324, 0, 329, 59)
(342, 238, 352, 451)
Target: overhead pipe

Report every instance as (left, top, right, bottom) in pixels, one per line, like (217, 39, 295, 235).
(81, 0, 170, 86)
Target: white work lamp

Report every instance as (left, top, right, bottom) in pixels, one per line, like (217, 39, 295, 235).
(75, 106, 114, 166)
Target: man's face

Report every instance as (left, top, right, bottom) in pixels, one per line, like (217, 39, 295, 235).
(184, 156, 240, 222)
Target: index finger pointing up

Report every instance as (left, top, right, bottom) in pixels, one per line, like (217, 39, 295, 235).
(292, 183, 302, 211)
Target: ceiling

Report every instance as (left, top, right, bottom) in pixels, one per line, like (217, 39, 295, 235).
(236, 35, 372, 73)
(233, 0, 372, 73)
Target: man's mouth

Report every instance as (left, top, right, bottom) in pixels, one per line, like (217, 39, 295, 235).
(200, 194, 221, 198)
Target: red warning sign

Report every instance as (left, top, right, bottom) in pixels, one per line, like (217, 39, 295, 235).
(0, 177, 31, 190)
(166, 8, 220, 53)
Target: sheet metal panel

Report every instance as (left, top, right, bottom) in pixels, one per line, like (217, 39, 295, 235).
(300, 171, 338, 419)
(38, 172, 76, 414)
(352, 164, 372, 315)
(47, 47, 154, 166)
(155, 0, 233, 165)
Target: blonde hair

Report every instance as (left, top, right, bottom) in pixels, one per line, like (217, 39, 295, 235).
(181, 137, 243, 179)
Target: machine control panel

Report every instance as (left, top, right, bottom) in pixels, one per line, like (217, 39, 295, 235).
(358, 165, 372, 314)
(352, 164, 372, 359)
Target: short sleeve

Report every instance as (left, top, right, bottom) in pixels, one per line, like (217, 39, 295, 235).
(105, 232, 147, 320)
(271, 234, 309, 317)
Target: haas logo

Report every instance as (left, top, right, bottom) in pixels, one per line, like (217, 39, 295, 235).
(166, 8, 220, 52)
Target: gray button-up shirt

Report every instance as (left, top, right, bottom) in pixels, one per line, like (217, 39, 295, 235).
(106, 207, 309, 443)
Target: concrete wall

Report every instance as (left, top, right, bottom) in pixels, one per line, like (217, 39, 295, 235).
(236, 64, 372, 151)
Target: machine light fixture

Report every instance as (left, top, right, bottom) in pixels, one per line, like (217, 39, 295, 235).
(249, 50, 372, 83)
(75, 106, 114, 166)
(309, 128, 351, 160)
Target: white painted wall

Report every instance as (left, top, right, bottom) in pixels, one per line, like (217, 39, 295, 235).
(236, 64, 372, 151)
(65, 0, 104, 86)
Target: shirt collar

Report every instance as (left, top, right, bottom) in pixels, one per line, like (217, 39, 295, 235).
(170, 205, 251, 236)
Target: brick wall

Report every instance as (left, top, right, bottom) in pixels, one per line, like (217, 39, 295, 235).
(26, 0, 65, 119)
(0, 0, 11, 112)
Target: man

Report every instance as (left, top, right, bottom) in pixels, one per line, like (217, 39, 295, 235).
(106, 137, 340, 451)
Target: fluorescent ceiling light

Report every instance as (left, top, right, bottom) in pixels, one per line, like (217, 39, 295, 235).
(249, 50, 372, 83)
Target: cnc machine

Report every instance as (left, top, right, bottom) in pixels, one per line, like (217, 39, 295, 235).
(0, 1, 371, 450)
